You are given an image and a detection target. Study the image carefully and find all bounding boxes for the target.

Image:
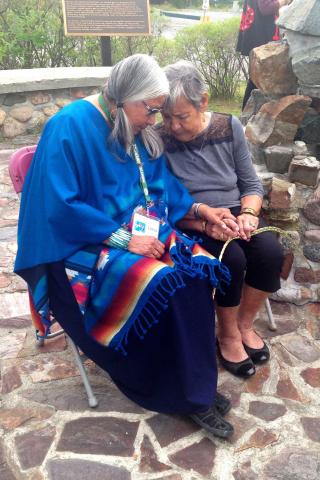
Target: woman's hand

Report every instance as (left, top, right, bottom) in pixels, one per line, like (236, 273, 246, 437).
(200, 206, 240, 237)
(128, 235, 165, 259)
(236, 213, 259, 241)
(205, 222, 238, 242)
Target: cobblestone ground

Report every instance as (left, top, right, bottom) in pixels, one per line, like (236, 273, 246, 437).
(1, 144, 320, 480)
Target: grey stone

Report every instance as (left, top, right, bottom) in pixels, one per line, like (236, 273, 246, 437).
(169, 438, 216, 477)
(26, 111, 46, 133)
(296, 108, 320, 144)
(3, 94, 26, 106)
(278, 0, 320, 36)
(280, 334, 320, 362)
(303, 185, 320, 225)
(139, 435, 171, 473)
(10, 106, 33, 123)
(240, 89, 275, 126)
(0, 440, 17, 480)
(15, 426, 56, 469)
(305, 230, 320, 242)
(0, 67, 111, 95)
(264, 145, 293, 173)
(47, 459, 130, 480)
(301, 417, 320, 443)
(248, 142, 266, 165)
(288, 156, 320, 187)
(248, 401, 287, 421)
(56, 417, 139, 455)
(263, 447, 320, 480)
(147, 414, 199, 448)
(20, 377, 144, 413)
(304, 244, 320, 262)
(2, 117, 27, 139)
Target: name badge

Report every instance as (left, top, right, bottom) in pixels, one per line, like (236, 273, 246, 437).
(132, 212, 160, 238)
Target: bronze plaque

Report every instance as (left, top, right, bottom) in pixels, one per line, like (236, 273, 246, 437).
(62, 0, 150, 36)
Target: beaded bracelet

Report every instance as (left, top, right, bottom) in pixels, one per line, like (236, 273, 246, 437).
(106, 228, 132, 250)
(193, 202, 204, 219)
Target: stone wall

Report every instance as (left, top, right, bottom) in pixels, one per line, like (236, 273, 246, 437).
(242, 0, 320, 304)
(0, 67, 112, 142)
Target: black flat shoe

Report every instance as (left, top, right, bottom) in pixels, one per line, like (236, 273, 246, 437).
(243, 341, 270, 364)
(215, 391, 231, 416)
(189, 405, 234, 439)
(216, 341, 256, 378)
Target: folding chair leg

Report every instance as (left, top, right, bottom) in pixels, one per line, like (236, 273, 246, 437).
(265, 298, 277, 331)
(68, 336, 99, 408)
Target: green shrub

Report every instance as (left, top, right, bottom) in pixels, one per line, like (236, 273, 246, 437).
(174, 17, 243, 98)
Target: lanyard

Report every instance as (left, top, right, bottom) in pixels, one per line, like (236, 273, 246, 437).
(97, 94, 153, 210)
(98, 94, 114, 126)
(131, 143, 153, 210)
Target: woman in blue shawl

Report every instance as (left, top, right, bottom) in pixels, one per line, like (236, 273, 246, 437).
(15, 54, 236, 439)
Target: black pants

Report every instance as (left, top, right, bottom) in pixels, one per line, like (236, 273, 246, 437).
(242, 79, 256, 110)
(184, 212, 284, 307)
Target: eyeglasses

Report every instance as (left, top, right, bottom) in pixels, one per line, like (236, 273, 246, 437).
(142, 101, 163, 117)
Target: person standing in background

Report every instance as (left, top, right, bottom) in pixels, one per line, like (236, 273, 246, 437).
(236, 0, 292, 109)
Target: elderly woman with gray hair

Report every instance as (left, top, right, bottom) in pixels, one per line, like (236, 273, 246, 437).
(160, 61, 284, 379)
(15, 54, 237, 439)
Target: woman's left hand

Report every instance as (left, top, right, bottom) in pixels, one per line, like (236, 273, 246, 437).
(236, 213, 259, 241)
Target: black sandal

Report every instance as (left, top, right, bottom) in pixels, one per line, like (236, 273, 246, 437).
(243, 341, 270, 364)
(190, 405, 234, 439)
(215, 391, 231, 416)
(216, 340, 256, 378)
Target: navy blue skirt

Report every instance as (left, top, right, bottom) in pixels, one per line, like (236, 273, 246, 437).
(47, 262, 217, 414)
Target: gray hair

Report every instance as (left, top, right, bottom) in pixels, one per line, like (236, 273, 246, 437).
(163, 60, 208, 111)
(103, 54, 169, 158)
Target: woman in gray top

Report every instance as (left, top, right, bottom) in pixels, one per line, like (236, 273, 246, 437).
(160, 61, 284, 379)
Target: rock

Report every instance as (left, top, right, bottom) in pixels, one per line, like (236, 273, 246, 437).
(278, 0, 320, 36)
(293, 140, 309, 156)
(55, 98, 72, 108)
(294, 266, 320, 283)
(305, 230, 320, 242)
(303, 185, 320, 225)
(264, 145, 294, 173)
(268, 177, 296, 209)
(56, 417, 139, 455)
(15, 425, 56, 469)
(276, 370, 305, 402)
(0, 440, 17, 480)
(3, 94, 26, 106)
(47, 459, 131, 480)
(247, 142, 266, 165)
(0, 365, 22, 394)
(296, 108, 320, 144)
(10, 106, 33, 122)
(289, 156, 320, 187)
(30, 92, 50, 105)
(0, 332, 26, 359)
(240, 89, 276, 126)
(19, 356, 79, 382)
(246, 95, 311, 147)
(304, 244, 320, 262)
(263, 447, 320, 480)
(43, 105, 59, 117)
(139, 435, 171, 473)
(3, 117, 27, 138)
(169, 438, 216, 477)
(0, 109, 6, 126)
(26, 111, 46, 133)
(301, 368, 320, 388)
(0, 407, 54, 431)
(300, 417, 320, 443)
(279, 334, 320, 362)
(245, 365, 270, 394)
(250, 43, 297, 95)
(248, 401, 287, 421)
(237, 428, 278, 452)
(147, 414, 199, 448)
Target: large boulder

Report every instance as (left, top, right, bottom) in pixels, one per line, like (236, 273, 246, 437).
(277, 0, 320, 36)
(245, 95, 311, 147)
(249, 42, 297, 95)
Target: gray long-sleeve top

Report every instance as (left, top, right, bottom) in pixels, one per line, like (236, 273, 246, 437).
(162, 113, 264, 209)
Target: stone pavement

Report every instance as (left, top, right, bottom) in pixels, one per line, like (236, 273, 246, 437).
(1, 143, 320, 480)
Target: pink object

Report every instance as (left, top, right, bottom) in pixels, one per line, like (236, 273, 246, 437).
(8, 145, 37, 193)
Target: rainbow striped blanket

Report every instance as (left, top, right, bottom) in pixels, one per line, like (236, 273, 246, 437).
(30, 230, 230, 354)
